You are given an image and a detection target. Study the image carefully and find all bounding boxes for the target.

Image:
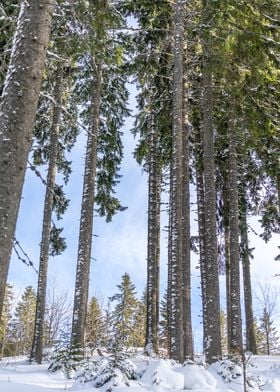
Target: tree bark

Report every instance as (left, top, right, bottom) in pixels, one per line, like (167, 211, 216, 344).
(182, 84, 193, 360)
(240, 194, 257, 354)
(0, 0, 55, 321)
(31, 64, 63, 364)
(201, 36, 222, 363)
(145, 109, 161, 354)
(169, 0, 185, 363)
(71, 62, 101, 351)
(228, 115, 243, 354)
(194, 120, 207, 350)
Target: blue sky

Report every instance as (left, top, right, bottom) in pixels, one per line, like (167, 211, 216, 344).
(8, 81, 280, 351)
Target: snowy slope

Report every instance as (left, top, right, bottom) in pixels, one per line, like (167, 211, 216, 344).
(0, 355, 280, 392)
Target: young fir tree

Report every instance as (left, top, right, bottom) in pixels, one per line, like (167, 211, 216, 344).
(0, 0, 55, 320)
(132, 292, 146, 349)
(12, 286, 36, 356)
(0, 283, 13, 358)
(85, 297, 105, 351)
(110, 273, 138, 352)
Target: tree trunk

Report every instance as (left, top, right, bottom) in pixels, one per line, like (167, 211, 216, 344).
(222, 181, 231, 353)
(201, 38, 222, 363)
(182, 84, 193, 360)
(225, 224, 231, 353)
(169, 0, 185, 363)
(194, 120, 207, 350)
(145, 109, 161, 354)
(167, 165, 173, 358)
(71, 62, 101, 352)
(31, 64, 63, 364)
(240, 194, 257, 354)
(0, 0, 54, 320)
(228, 116, 243, 355)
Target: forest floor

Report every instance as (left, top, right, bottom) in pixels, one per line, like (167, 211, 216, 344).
(0, 354, 280, 391)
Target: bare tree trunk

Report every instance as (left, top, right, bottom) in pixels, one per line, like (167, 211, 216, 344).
(228, 116, 243, 355)
(145, 110, 161, 354)
(222, 181, 231, 354)
(240, 194, 257, 354)
(194, 120, 207, 350)
(201, 33, 222, 363)
(0, 0, 54, 320)
(71, 62, 101, 351)
(182, 84, 193, 360)
(31, 64, 63, 364)
(225, 224, 231, 353)
(169, 0, 185, 363)
(167, 166, 173, 358)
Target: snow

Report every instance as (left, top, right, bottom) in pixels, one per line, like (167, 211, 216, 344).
(1, 355, 280, 392)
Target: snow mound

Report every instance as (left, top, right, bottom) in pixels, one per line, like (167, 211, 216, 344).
(181, 363, 218, 391)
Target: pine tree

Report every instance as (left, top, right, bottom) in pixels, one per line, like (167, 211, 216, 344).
(13, 286, 36, 356)
(0, 283, 13, 358)
(200, 0, 222, 363)
(169, 0, 186, 364)
(132, 292, 146, 349)
(0, 0, 55, 320)
(85, 297, 105, 352)
(71, 0, 128, 352)
(110, 273, 138, 352)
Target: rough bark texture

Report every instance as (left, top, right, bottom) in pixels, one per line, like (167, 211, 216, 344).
(169, 0, 185, 363)
(0, 0, 55, 320)
(31, 64, 63, 364)
(145, 110, 161, 354)
(71, 63, 101, 351)
(228, 119, 243, 354)
(240, 195, 257, 354)
(201, 51, 222, 363)
(182, 85, 193, 360)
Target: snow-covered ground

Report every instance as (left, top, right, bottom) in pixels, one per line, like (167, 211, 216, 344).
(0, 355, 280, 392)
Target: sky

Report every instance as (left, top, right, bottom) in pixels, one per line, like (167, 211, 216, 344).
(7, 80, 280, 352)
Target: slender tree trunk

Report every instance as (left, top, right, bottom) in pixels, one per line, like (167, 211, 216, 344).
(0, 0, 55, 320)
(182, 84, 193, 360)
(31, 64, 63, 364)
(169, 0, 185, 363)
(145, 110, 161, 354)
(228, 116, 243, 355)
(194, 121, 207, 350)
(71, 62, 101, 351)
(201, 31, 222, 363)
(222, 180, 231, 354)
(225, 224, 231, 353)
(240, 194, 257, 354)
(167, 166, 173, 358)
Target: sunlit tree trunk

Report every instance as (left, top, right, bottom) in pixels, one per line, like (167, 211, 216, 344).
(0, 0, 54, 320)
